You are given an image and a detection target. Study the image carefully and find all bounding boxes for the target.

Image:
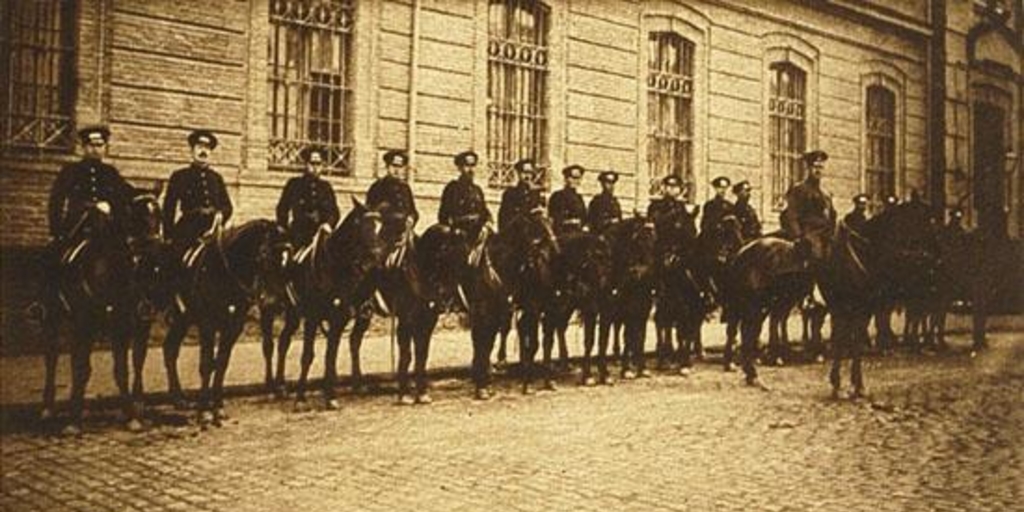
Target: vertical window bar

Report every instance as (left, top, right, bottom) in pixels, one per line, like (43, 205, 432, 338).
(769, 63, 806, 209)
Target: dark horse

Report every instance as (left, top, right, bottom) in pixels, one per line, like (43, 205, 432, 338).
(542, 230, 612, 386)
(38, 188, 161, 433)
(347, 222, 468, 404)
(162, 219, 292, 425)
(463, 211, 559, 397)
(260, 200, 383, 409)
(653, 206, 711, 375)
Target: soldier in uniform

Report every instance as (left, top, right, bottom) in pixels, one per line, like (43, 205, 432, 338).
(647, 175, 688, 229)
(732, 180, 762, 242)
(843, 193, 870, 235)
(498, 158, 545, 233)
(780, 150, 836, 261)
(367, 149, 419, 232)
(700, 176, 734, 236)
(163, 130, 233, 253)
(547, 165, 587, 237)
(438, 150, 492, 240)
(587, 170, 622, 235)
(276, 146, 340, 251)
(49, 125, 134, 243)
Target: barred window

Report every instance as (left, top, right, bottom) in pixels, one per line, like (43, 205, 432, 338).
(769, 63, 806, 209)
(0, 0, 76, 152)
(865, 85, 896, 204)
(267, 0, 354, 175)
(487, 0, 550, 189)
(647, 32, 694, 198)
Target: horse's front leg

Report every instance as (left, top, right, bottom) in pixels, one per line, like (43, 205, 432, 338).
(40, 317, 61, 422)
(130, 317, 150, 422)
(348, 304, 372, 394)
(274, 308, 300, 397)
(162, 316, 189, 408)
(258, 304, 277, 392)
(580, 311, 596, 386)
(471, 319, 497, 400)
(65, 321, 95, 436)
(323, 318, 346, 410)
(210, 314, 246, 426)
(110, 329, 137, 431)
(295, 315, 318, 408)
(396, 318, 414, 405)
(413, 309, 439, 404)
(518, 311, 539, 394)
(196, 323, 217, 427)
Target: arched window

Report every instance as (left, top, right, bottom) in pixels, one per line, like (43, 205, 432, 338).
(768, 62, 806, 208)
(647, 31, 694, 197)
(267, 0, 355, 175)
(487, 0, 550, 189)
(1, 0, 76, 151)
(865, 85, 897, 203)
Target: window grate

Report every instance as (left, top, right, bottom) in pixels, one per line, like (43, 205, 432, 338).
(1, 0, 76, 152)
(865, 85, 896, 205)
(646, 32, 694, 198)
(769, 63, 806, 209)
(267, 0, 354, 175)
(486, 0, 550, 189)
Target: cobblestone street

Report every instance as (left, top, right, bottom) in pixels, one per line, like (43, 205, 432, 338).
(2, 331, 1022, 512)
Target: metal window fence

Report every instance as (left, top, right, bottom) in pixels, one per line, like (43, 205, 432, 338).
(769, 63, 806, 209)
(646, 32, 694, 198)
(486, 0, 550, 189)
(267, 0, 354, 175)
(0, 0, 76, 153)
(866, 85, 896, 206)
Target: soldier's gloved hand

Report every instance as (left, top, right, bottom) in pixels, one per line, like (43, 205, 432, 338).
(319, 222, 333, 233)
(94, 201, 111, 215)
(404, 216, 415, 230)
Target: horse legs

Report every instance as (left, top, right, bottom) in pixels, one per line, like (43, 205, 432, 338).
(210, 317, 245, 425)
(162, 317, 189, 407)
(723, 315, 739, 372)
(396, 319, 414, 405)
(829, 313, 846, 399)
(259, 304, 277, 392)
(518, 311, 540, 394)
(273, 309, 300, 396)
(322, 320, 345, 409)
(739, 307, 768, 387)
(413, 312, 438, 403)
(850, 314, 867, 398)
(130, 319, 150, 421)
(580, 312, 596, 386)
(348, 305, 372, 393)
(111, 332, 135, 429)
(470, 319, 497, 399)
(496, 311, 512, 369)
(556, 323, 570, 373)
(66, 325, 94, 434)
(40, 318, 60, 421)
(196, 324, 217, 425)
(295, 317, 318, 406)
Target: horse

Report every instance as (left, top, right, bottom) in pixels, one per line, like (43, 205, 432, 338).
(694, 214, 747, 372)
(600, 216, 658, 380)
(652, 205, 711, 375)
(38, 192, 155, 434)
(162, 219, 292, 426)
(542, 230, 612, 386)
(346, 222, 468, 404)
(259, 200, 383, 409)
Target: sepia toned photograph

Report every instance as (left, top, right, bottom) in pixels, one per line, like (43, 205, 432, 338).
(1, 0, 1022, 510)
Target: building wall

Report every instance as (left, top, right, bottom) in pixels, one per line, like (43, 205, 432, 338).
(0, 0, 961, 249)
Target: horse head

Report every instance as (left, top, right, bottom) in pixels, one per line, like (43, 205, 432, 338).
(417, 223, 470, 302)
(705, 214, 745, 265)
(126, 183, 163, 243)
(611, 216, 657, 283)
(506, 210, 560, 289)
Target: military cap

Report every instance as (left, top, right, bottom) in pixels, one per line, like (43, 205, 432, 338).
(513, 158, 537, 175)
(77, 125, 111, 145)
(454, 150, 478, 167)
(803, 150, 829, 165)
(731, 180, 751, 194)
(711, 176, 731, 188)
(383, 149, 409, 166)
(300, 145, 327, 163)
(662, 175, 683, 187)
(598, 171, 619, 184)
(187, 129, 218, 149)
(562, 165, 584, 179)
(853, 193, 869, 205)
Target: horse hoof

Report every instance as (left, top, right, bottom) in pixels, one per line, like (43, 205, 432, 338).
(774, 357, 785, 367)
(815, 355, 826, 364)
(542, 380, 557, 392)
(212, 411, 225, 428)
(850, 388, 867, 401)
(324, 398, 340, 411)
(678, 367, 692, 377)
(125, 418, 144, 433)
(599, 375, 615, 386)
(198, 410, 215, 426)
(293, 399, 309, 413)
(747, 378, 770, 392)
(61, 423, 83, 437)
(830, 388, 841, 401)
(40, 408, 54, 422)
(272, 385, 287, 399)
(724, 363, 737, 373)
(622, 370, 637, 380)
(694, 350, 706, 361)
(582, 376, 597, 387)
(521, 384, 536, 396)
(397, 394, 415, 406)
(638, 369, 653, 379)
(415, 393, 433, 405)
(172, 398, 190, 411)
(474, 388, 492, 401)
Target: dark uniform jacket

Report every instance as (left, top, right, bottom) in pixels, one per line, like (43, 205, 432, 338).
(366, 175, 418, 223)
(843, 210, 868, 235)
(438, 176, 491, 235)
(276, 173, 340, 246)
(163, 164, 233, 246)
(587, 191, 622, 234)
(647, 197, 688, 255)
(498, 182, 545, 233)
(734, 199, 762, 242)
(700, 196, 734, 235)
(548, 187, 587, 236)
(780, 181, 834, 239)
(48, 159, 134, 240)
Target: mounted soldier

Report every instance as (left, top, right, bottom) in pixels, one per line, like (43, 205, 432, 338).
(843, 193, 870, 235)
(700, 175, 734, 237)
(367, 150, 418, 252)
(163, 130, 233, 259)
(647, 174, 692, 255)
(780, 150, 836, 262)
(731, 180, 761, 243)
(587, 170, 622, 236)
(548, 164, 587, 238)
(438, 150, 492, 241)
(276, 146, 340, 261)
(498, 158, 546, 233)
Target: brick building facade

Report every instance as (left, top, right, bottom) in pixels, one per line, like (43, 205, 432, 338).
(1, 0, 1022, 250)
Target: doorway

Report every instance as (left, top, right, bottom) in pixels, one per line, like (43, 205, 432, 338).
(972, 101, 1007, 236)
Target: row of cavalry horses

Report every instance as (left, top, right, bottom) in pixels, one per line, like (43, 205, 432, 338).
(34, 185, 999, 432)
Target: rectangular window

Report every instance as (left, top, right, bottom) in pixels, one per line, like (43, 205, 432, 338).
(647, 32, 694, 198)
(769, 63, 806, 209)
(487, 0, 550, 189)
(267, 0, 354, 175)
(866, 85, 896, 204)
(0, 0, 76, 152)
